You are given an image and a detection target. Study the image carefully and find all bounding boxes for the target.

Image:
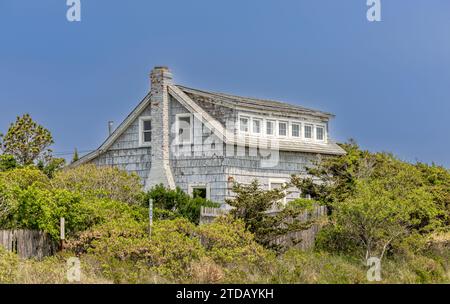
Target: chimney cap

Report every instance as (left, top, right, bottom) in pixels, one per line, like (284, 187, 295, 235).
(154, 66, 169, 71)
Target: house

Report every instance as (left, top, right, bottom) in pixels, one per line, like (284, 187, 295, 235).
(72, 67, 345, 206)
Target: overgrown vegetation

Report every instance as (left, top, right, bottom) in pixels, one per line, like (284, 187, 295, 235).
(0, 116, 448, 283)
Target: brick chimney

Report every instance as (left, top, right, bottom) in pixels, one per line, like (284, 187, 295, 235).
(145, 67, 176, 190)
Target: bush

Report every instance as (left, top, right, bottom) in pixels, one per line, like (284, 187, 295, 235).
(145, 184, 219, 224)
(52, 164, 144, 205)
(68, 217, 206, 283)
(0, 166, 147, 240)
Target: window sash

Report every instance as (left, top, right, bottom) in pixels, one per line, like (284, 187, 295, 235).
(240, 117, 249, 133)
(304, 125, 313, 139)
(316, 127, 324, 141)
(177, 115, 192, 144)
(278, 122, 287, 136)
(266, 121, 274, 135)
(291, 124, 300, 137)
(252, 119, 261, 134)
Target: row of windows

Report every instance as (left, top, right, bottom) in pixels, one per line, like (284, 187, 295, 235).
(239, 115, 326, 142)
(139, 113, 327, 147)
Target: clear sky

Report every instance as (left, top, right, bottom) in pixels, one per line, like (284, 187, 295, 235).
(1, 1, 449, 166)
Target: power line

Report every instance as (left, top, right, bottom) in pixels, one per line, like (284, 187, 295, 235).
(52, 149, 95, 156)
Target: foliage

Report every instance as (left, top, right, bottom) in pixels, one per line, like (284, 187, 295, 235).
(293, 141, 449, 261)
(37, 157, 66, 178)
(0, 167, 147, 240)
(0, 246, 19, 283)
(52, 164, 144, 205)
(145, 184, 219, 224)
(332, 179, 442, 261)
(0, 114, 54, 166)
(72, 148, 79, 164)
(226, 180, 315, 251)
(0, 154, 17, 172)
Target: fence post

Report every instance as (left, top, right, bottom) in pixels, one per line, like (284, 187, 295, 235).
(149, 199, 153, 238)
(60, 217, 65, 250)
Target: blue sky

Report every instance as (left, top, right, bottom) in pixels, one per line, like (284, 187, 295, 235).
(1, 0, 449, 166)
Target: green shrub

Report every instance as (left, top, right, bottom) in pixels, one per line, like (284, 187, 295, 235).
(145, 184, 219, 224)
(52, 164, 144, 205)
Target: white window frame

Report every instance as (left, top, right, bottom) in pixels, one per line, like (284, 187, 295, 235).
(251, 118, 262, 135)
(175, 113, 194, 145)
(278, 121, 288, 137)
(238, 115, 250, 134)
(139, 116, 152, 147)
(235, 113, 328, 143)
(188, 183, 211, 200)
(304, 123, 314, 141)
(290, 122, 301, 138)
(315, 124, 326, 142)
(269, 178, 287, 205)
(265, 119, 276, 136)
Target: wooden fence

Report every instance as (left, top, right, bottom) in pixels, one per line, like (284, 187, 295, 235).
(0, 229, 57, 259)
(200, 205, 327, 250)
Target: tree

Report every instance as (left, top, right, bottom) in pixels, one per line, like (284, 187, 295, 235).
(0, 114, 54, 166)
(226, 180, 315, 251)
(71, 148, 79, 164)
(332, 179, 441, 261)
(0, 155, 17, 172)
(294, 141, 447, 260)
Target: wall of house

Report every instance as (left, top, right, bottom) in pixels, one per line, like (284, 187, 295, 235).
(223, 150, 319, 202)
(169, 95, 228, 203)
(88, 93, 321, 205)
(168, 95, 319, 204)
(90, 105, 152, 181)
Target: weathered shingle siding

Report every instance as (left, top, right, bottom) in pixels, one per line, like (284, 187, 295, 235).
(90, 105, 152, 181)
(223, 151, 318, 202)
(169, 96, 228, 202)
(185, 92, 236, 126)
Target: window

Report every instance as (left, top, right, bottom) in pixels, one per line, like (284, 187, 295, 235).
(193, 188, 207, 199)
(189, 184, 210, 200)
(266, 120, 275, 136)
(304, 124, 313, 139)
(291, 123, 300, 137)
(278, 122, 287, 136)
(239, 117, 249, 133)
(139, 117, 152, 147)
(176, 114, 193, 144)
(252, 119, 261, 134)
(316, 126, 325, 141)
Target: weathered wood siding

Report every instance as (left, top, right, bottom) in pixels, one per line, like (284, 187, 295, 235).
(87, 94, 320, 205)
(169, 96, 228, 202)
(91, 105, 152, 181)
(223, 151, 319, 202)
(0, 230, 57, 259)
